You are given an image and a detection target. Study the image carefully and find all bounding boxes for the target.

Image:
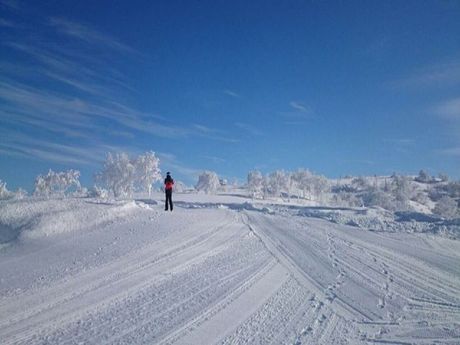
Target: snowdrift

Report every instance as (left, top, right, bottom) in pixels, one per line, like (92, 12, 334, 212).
(0, 198, 139, 245)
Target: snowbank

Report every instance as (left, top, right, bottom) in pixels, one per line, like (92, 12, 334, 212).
(295, 205, 460, 239)
(0, 197, 140, 245)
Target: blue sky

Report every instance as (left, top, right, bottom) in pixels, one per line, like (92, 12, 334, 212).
(1, 0, 459, 190)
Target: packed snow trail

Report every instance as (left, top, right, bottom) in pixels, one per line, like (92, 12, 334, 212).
(0, 197, 459, 344)
(242, 210, 460, 344)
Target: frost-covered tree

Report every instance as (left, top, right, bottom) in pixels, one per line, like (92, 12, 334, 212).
(0, 180, 12, 199)
(415, 170, 431, 183)
(34, 169, 81, 197)
(445, 181, 460, 198)
(291, 169, 313, 199)
(433, 196, 459, 219)
(290, 169, 330, 201)
(362, 188, 394, 210)
(91, 186, 109, 199)
(195, 171, 220, 194)
(96, 153, 136, 198)
(310, 174, 330, 201)
(391, 175, 416, 206)
(14, 188, 27, 200)
(173, 181, 187, 193)
(0, 180, 28, 200)
(438, 173, 449, 182)
(351, 176, 371, 191)
(247, 170, 264, 199)
(134, 151, 161, 197)
(268, 170, 288, 197)
(332, 191, 362, 207)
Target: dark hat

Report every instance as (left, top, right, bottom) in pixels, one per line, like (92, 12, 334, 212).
(166, 172, 170, 175)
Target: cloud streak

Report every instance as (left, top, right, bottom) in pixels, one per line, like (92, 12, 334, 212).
(48, 17, 140, 55)
(289, 101, 311, 113)
(390, 60, 460, 89)
(434, 97, 460, 118)
(223, 89, 240, 98)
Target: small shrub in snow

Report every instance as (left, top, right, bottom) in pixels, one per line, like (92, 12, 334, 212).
(72, 187, 89, 198)
(433, 196, 459, 219)
(195, 171, 220, 194)
(91, 186, 109, 199)
(412, 191, 429, 205)
(34, 169, 81, 197)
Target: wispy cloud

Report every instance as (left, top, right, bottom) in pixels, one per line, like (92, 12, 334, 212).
(192, 124, 216, 134)
(390, 60, 460, 89)
(289, 101, 311, 113)
(0, 0, 19, 10)
(48, 17, 139, 55)
(438, 147, 460, 156)
(223, 89, 240, 98)
(0, 14, 224, 177)
(203, 155, 226, 163)
(279, 101, 314, 125)
(0, 18, 16, 27)
(157, 152, 202, 182)
(191, 123, 239, 143)
(434, 97, 460, 118)
(0, 131, 104, 165)
(235, 122, 263, 136)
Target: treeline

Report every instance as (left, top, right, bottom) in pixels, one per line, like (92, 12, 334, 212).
(246, 169, 460, 219)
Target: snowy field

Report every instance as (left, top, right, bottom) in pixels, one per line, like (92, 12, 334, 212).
(1, 193, 460, 345)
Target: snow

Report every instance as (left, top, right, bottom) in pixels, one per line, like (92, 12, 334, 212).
(1, 192, 459, 344)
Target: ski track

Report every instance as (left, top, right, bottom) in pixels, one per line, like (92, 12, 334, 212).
(1, 201, 459, 344)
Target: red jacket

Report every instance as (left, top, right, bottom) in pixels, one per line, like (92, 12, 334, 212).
(165, 178, 174, 190)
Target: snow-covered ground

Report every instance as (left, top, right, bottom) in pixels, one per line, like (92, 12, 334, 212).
(1, 193, 459, 344)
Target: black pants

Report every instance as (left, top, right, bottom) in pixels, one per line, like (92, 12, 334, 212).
(165, 189, 173, 211)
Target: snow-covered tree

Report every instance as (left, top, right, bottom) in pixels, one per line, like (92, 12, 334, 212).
(351, 176, 371, 191)
(332, 191, 362, 207)
(290, 169, 330, 201)
(267, 170, 287, 198)
(0, 180, 12, 199)
(34, 169, 81, 197)
(362, 188, 394, 210)
(134, 151, 161, 197)
(291, 169, 313, 199)
(438, 173, 449, 182)
(14, 188, 28, 200)
(309, 174, 330, 201)
(195, 171, 220, 194)
(96, 153, 136, 198)
(415, 170, 431, 183)
(173, 181, 187, 193)
(433, 196, 459, 219)
(247, 170, 264, 199)
(391, 175, 416, 206)
(91, 186, 109, 199)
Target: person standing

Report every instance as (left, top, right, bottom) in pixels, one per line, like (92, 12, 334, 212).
(164, 172, 174, 211)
